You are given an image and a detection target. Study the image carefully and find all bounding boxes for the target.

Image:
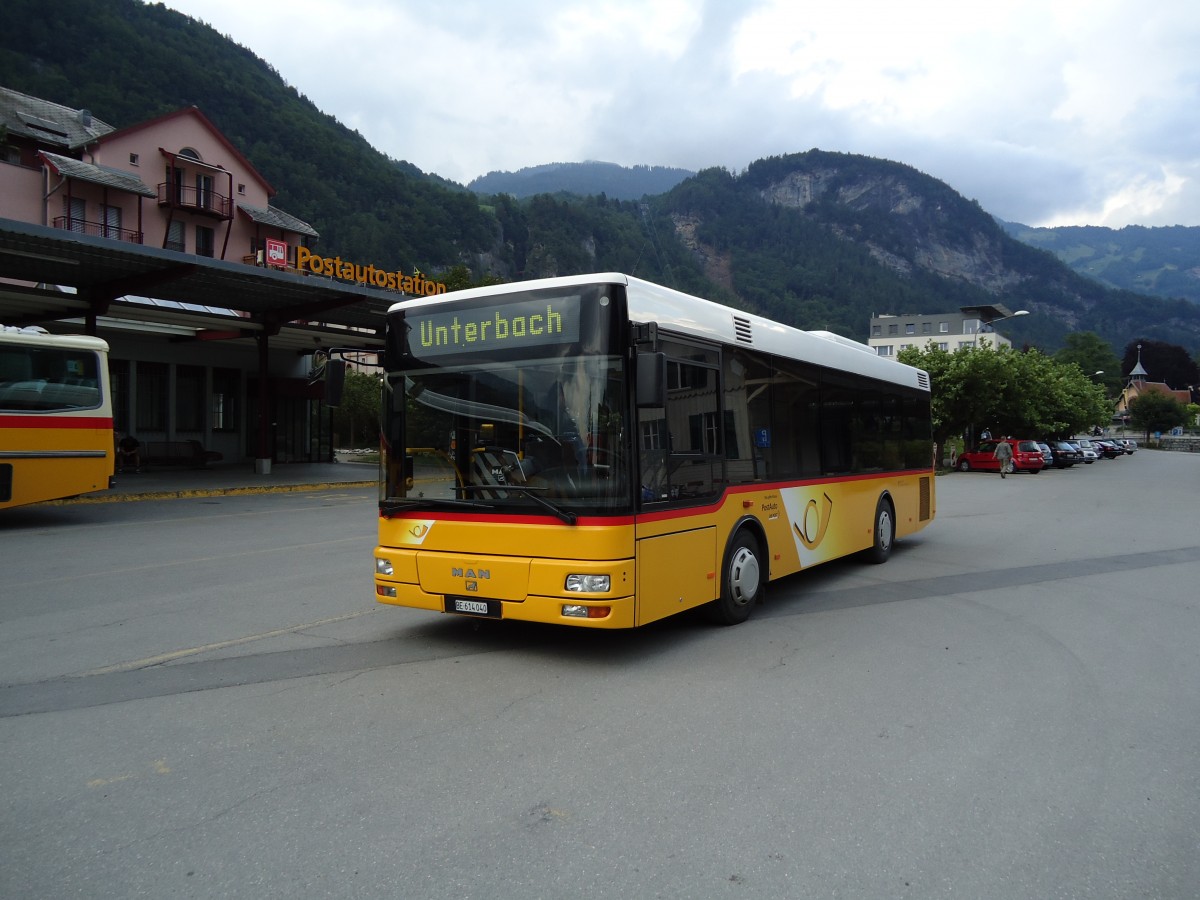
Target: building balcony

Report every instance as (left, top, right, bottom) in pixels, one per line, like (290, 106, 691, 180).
(53, 216, 144, 244)
(157, 183, 233, 220)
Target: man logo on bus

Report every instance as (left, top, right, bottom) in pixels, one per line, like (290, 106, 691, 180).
(794, 493, 834, 550)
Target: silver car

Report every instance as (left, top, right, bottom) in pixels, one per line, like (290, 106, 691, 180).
(1072, 439, 1100, 463)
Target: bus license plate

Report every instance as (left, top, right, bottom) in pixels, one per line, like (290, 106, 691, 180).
(446, 596, 500, 618)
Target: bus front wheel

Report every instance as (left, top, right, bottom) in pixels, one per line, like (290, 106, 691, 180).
(706, 531, 763, 626)
(866, 496, 895, 564)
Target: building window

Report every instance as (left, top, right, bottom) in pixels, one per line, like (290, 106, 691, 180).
(237, 183, 246, 194)
(129, 152, 139, 166)
(871, 325, 881, 336)
(938, 342, 948, 351)
(922, 322, 932, 334)
(195, 225, 215, 258)
(64, 196, 86, 233)
(905, 324, 915, 335)
(640, 418, 665, 450)
(101, 204, 122, 240)
(135, 361, 169, 433)
(165, 220, 185, 253)
(888, 324, 899, 335)
(939, 322, 949, 333)
(176, 365, 205, 432)
(876, 346, 893, 357)
(212, 368, 240, 432)
(196, 173, 214, 212)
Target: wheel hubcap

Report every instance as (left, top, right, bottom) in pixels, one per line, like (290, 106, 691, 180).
(878, 510, 893, 550)
(729, 548, 760, 606)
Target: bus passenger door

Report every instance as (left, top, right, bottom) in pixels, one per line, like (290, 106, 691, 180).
(635, 526, 716, 625)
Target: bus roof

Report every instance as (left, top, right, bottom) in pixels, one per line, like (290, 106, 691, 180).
(389, 273, 929, 392)
(0, 326, 110, 352)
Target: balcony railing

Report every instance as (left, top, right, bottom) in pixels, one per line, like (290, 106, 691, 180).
(156, 183, 233, 219)
(53, 216, 144, 244)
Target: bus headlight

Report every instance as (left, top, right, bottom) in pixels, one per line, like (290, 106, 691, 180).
(565, 574, 610, 593)
(375, 557, 394, 576)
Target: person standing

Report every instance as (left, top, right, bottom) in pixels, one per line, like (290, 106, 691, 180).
(993, 438, 1013, 478)
(116, 433, 141, 473)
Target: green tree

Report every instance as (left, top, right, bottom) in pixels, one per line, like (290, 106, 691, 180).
(330, 369, 382, 448)
(899, 344, 1110, 464)
(1054, 332, 1122, 396)
(1127, 391, 1190, 440)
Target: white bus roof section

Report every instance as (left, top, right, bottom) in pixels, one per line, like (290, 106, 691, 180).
(0, 327, 110, 352)
(391, 273, 930, 392)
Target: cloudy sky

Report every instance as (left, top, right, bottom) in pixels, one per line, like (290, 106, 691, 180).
(160, 0, 1200, 228)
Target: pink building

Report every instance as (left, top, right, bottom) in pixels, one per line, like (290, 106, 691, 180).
(1, 88, 316, 266)
(1, 85, 382, 466)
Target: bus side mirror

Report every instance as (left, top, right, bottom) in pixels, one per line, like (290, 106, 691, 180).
(636, 352, 666, 408)
(325, 359, 347, 407)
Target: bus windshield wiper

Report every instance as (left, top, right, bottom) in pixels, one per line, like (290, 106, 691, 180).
(459, 484, 578, 525)
(381, 497, 495, 515)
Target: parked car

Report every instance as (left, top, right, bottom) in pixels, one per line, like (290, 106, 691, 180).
(1092, 439, 1123, 459)
(956, 439, 1045, 474)
(1037, 441, 1053, 466)
(1045, 440, 1083, 468)
(1071, 439, 1099, 463)
(1114, 438, 1138, 454)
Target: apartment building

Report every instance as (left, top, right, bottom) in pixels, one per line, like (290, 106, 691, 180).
(867, 305, 1020, 358)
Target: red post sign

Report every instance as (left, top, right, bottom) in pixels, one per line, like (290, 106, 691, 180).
(265, 238, 288, 267)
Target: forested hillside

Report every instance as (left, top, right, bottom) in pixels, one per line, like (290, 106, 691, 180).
(648, 153, 1200, 352)
(3, 0, 1199, 354)
(469, 162, 694, 200)
(1001, 221, 1200, 304)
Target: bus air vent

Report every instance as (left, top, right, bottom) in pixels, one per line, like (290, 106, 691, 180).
(917, 372, 930, 390)
(919, 476, 931, 521)
(733, 316, 753, 344)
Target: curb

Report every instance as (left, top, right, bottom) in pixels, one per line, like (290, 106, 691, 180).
(51, 480, 376, 505)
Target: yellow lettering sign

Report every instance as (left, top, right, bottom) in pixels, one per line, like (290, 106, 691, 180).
(294, 246, 446, 295)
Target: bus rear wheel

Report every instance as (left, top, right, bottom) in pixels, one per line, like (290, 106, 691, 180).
(866, 496, 895, 564)
(706, 531, 763, 626)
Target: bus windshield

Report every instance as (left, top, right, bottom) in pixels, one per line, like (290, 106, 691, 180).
(383, 353, 631, 517)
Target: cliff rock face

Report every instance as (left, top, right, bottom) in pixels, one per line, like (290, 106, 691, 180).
(671, 213, 734, 292)
(758, 167, 1022, 293)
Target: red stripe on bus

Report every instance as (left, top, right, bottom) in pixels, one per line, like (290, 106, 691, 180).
(1, 415, 114, 430)
(379, 467, 931, 527)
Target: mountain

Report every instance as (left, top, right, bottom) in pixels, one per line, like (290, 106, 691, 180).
(468, 162, 694, 200)
(1000, 221, 1200, 305)
(644, 152, 1200, 353)
(3, 0, 1199, 356)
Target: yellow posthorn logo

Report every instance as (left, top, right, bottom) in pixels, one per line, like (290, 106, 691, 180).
(794, 493, 834, 549)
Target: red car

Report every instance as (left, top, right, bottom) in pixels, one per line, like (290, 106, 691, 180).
(956, 439, 1045, 474)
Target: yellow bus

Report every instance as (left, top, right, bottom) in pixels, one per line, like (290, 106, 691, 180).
(1, 326, 114, 509)
(372, 274, 935, 627)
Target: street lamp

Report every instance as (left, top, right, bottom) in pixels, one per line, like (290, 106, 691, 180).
(974, 309, 1028, 347)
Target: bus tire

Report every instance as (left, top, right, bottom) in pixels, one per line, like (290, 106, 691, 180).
(706, 530, 763, 626)
(866, 495, 895, 564)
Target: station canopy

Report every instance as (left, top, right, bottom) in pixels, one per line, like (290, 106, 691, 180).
(0, 218, 404, 352)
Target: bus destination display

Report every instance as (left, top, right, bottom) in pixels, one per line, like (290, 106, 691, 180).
(407, 295, 582, 360)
